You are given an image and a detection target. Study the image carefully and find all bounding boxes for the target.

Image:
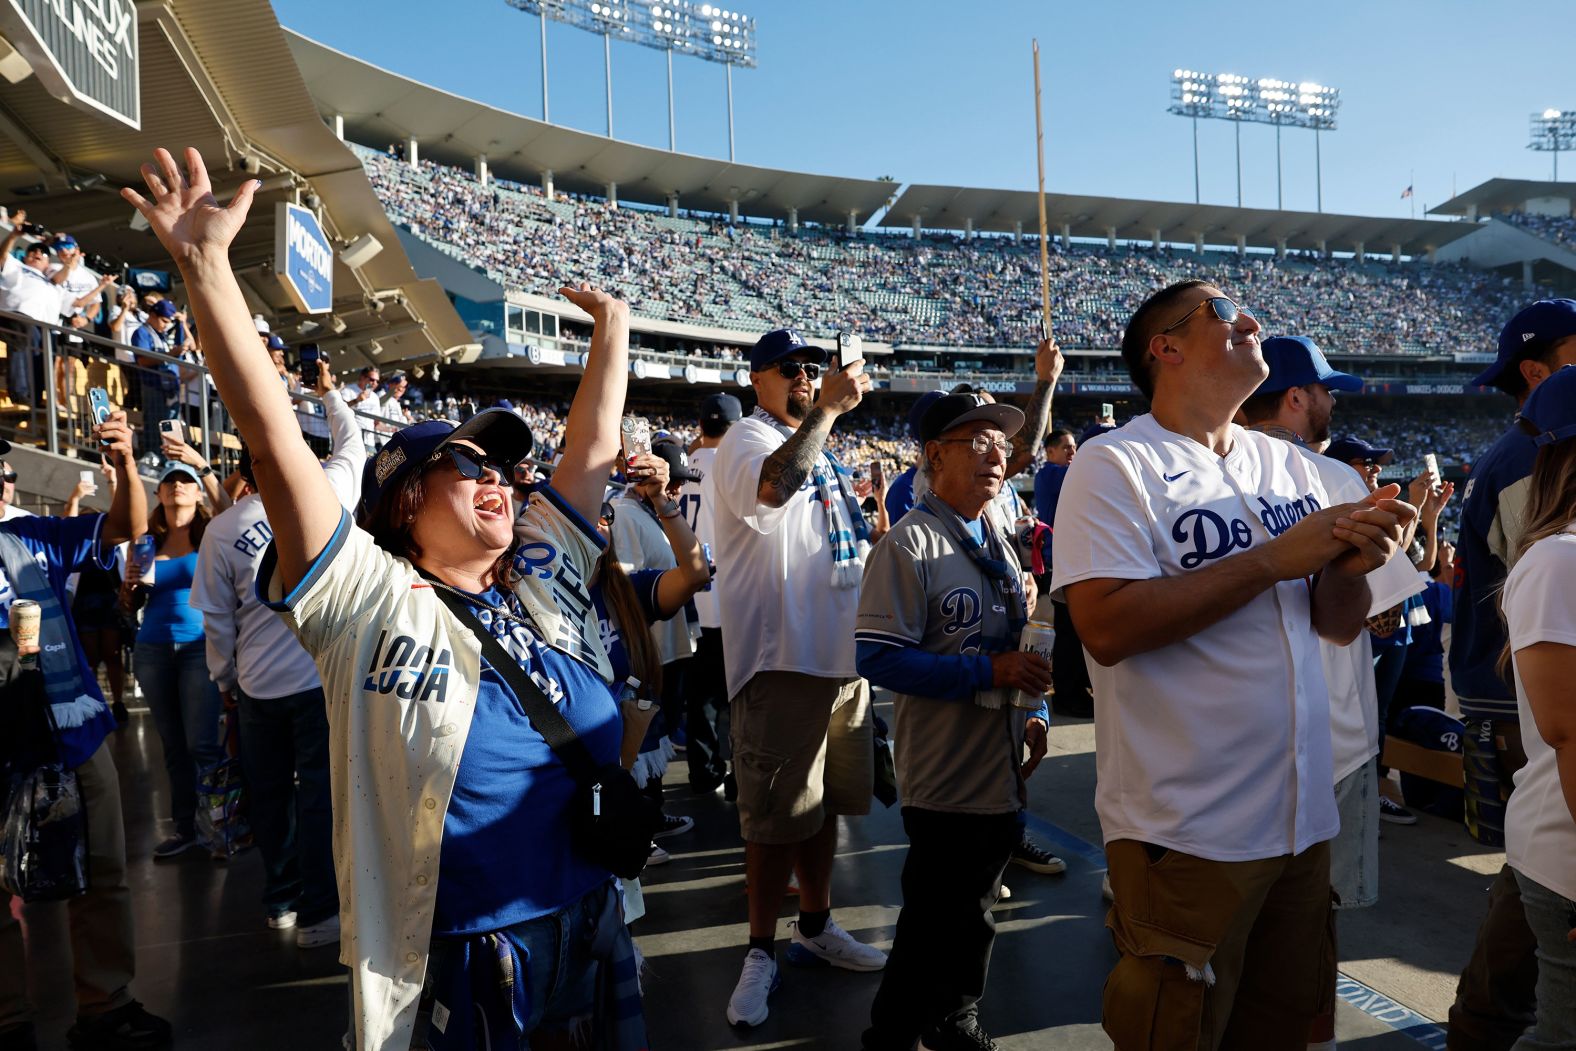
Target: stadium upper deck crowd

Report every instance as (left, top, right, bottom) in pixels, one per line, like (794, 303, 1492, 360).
(357, 144, 1538, 355)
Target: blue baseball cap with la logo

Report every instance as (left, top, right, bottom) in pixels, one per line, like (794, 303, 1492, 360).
(749, 328, 827, 373)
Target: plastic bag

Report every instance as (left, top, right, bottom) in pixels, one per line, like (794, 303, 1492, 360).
(196, 708, 250, 858)
(0, 763, 89, 902)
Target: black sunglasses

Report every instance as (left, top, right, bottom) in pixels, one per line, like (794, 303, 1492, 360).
(432, 445, 512, 482)
(1161, 296, 1253, 334)
(776, 360, 821, 381)
(599, 502, 617, 525)
(1, 472, 15, 483)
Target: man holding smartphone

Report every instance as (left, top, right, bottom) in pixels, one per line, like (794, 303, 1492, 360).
(712, 328, 883, 1028)
(129, 300, 181, 469)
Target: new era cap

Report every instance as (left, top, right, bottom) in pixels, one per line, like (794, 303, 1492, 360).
(1474, 299, 1576, 390)
(907, 390, 947, 442)
(1324, 436, 1394, 465)
(700, 392, 742, 425)
(1517, 363, 1576, 447)
(357, 409, 534, 521)
(918, 392, 1025, 444)
(749, 329, 827, 373)
(1256, 335, 1363, 395)
(652, 434, 702, 483)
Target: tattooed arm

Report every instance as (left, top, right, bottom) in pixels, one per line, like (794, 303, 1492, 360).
(1005, 337, 1064, 479)
(757, 407, 837, 508)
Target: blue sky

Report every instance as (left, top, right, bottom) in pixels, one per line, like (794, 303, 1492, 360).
(273, 0, 1574, 221)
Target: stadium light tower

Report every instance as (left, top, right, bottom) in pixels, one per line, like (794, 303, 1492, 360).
(1169, 70, 1340, 211)
(506, 0, 757, 157)
(1530, 109, 1576, 181)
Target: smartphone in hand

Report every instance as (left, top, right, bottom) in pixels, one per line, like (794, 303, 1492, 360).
(621, 415, 652, 460)
(158, 418, 186, 445)
(836, 331, 864, 370)
(299, 344, 321, 388)
(88, 387, 114, 446)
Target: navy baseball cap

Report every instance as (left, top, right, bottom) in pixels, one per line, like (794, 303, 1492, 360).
(149, 299, 178, 319)
(1079, 422, 1117, 445)
(266, 333, 286, 351)
(1256, 336, 1363, 395)
(918, 392, 1024, 444)
(749, 328, 827, 373)
(357, 409, 534, 520)
(1475, 299, 1576, 390)
(1517, 364, 1576, 447)
(652, 434, 702, 483)
(700, 392, 742, 425)
(1325, 436, 1394, 465)
(907, 391, 947, 442)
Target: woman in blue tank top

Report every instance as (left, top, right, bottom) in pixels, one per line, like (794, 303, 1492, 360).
(125, 461, 223, 859)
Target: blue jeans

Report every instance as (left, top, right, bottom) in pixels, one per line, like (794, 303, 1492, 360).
(1512, 868, 1576, 1050)
(134, 640, 222, 832)
(236, 686, 337, 926)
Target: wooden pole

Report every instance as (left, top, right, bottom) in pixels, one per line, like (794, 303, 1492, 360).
(1033, 39, 1051, 336)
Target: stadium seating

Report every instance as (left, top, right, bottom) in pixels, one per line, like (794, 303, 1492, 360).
(356, 144, 1536, 356)
(1503, 210, 1576, 251)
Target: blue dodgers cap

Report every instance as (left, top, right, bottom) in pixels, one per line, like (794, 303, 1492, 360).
(906, 390, 947, 442)
(357, 408, 535, 521)
(266, 333, 287, 351)
(700, 392, 743, 425)
(149, 299, 177, 319)
(749, 328, 827, 373)
(1517, 364, 1576, 447)
(1476, 299, 1576, 390)
(52, 234, 77, 251)
(1256, 335, 1363, 395)
(1324, 436, 1394, 465)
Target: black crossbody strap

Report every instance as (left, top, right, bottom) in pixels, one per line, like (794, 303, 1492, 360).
(427, 585, 602, 786)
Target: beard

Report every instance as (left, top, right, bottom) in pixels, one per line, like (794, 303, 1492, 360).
(785, 390, 812, 421)
(1308, 404, 1333, 444)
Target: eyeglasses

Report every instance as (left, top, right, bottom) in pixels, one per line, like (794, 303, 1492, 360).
(599, 502, 617, 525)
(433, 445, 511, 482)
(775, 360, 821, 381)
(934, 435, 1013, 456)
(1, 472, 16, 483)
(1160, 296, 1253, 334)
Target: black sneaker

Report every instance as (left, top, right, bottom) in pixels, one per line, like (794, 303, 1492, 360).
(152, 831, 199, 860)
(1010, 836, 1067, 875)
(111, 701, 129, 728)
(66, 1000, 171, 1050)
(1379, 796, 1418, 825)
(653, 813, 694, 839)
(919, 1020, 1000, 1051)
(0, 1021, 39, 1051)
(723, 772, 737, 802)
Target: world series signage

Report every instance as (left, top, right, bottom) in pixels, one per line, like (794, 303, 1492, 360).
(275, 202, 334, 315)
(0, 0, 139, 129)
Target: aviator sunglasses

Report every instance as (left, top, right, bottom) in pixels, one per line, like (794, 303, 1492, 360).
(1161, 296, 1254, 334)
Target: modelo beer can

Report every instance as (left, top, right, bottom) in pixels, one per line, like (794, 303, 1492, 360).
(11, 599, 40, 668)
(1014, 620, 1055, 710)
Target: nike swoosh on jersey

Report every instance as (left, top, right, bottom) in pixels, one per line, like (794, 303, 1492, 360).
(1163, 470, 1190, 482)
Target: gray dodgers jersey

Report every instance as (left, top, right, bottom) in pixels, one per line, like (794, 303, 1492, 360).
(856, 505, 1031, 814)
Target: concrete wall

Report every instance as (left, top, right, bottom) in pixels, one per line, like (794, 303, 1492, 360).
(5, 445, 155, 518)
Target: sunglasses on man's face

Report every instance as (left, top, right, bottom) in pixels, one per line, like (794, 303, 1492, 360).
(1, 472, 16, 484)
(1161, 296, 1253, 334)
(776, 360, 821, 382)
(434, 445, 512, 483)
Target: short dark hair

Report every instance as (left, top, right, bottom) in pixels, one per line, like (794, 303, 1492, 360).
(1238, 387, 1289, 425)
(701, 417, 732, 439)
(1503, 336, 1576, 399)
(1120, 279, 1212, 400)
(1044, 427, 1074, 447)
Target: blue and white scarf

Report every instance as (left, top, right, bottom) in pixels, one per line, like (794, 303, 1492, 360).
(752, 407, 870, 589)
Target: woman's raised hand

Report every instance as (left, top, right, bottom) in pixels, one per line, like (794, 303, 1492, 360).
(120, 147, 259, 267)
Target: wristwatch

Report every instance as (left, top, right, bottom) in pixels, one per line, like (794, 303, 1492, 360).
(196, 465, 213, 478)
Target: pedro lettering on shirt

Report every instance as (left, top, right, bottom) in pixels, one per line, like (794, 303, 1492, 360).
(232, 520, 274, 557)
(1170, 492, 1322, 570)
(363, 630, 453, 702)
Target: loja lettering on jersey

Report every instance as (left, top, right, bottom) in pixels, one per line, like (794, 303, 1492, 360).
(362, 630, 452, 703)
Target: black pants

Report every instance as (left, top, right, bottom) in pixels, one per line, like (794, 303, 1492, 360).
(1447, 863, 1538, 1051)
(865, 807, 1023, 1049)
(685, 627, 728, 786)
(1051, 600, 1092, 718)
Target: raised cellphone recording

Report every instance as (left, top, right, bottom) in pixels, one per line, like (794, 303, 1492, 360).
(620, 415, 652, 460)
(835, 331, 863, 370)
(87, 387, 113, 445)
(158, 418, 185, 444)
(299, 344, 321, 387)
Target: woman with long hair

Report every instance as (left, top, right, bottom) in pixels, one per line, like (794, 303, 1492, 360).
(1499, 363, 1576, 1051)
(123, 147, 646, 1050)
(123, 458, 222, 859)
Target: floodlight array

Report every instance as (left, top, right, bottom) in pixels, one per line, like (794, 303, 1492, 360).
(1169, 69, 1339, 129)
(508, 0, 756, 66)
(1530, 109, 1576, 151)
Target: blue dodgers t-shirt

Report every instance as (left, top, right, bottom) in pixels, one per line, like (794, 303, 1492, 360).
(1450, 421, 1537, 712)
(433, 585, 624, 936)
(884, 465, 918, 523)
(1402, 579, 1454, 685)
(138, 551, 206, 644)
(0, 515, 117, 768)
(1033, 462, 1068, 561)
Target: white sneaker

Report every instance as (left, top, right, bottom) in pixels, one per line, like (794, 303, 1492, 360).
(725, 948, 779, 1027)
(268, 909, 298, 930)
(998, 884, 1012, 901)
(296, 915, 340, 949)
(785, 918, 887, 972)
(1101, 874, 1115, 903)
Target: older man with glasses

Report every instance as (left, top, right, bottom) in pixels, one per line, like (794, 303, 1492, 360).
(711, 327, 885, 1029)
(1050, 279, 1415, 1050)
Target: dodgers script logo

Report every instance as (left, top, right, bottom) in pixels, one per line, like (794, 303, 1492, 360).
(362, 631, 453, 702)
(939, 586, 983, 654)
(1171, 492, 1321, 570)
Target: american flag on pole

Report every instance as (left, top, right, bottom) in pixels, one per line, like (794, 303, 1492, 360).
(1400, 184, 1414, 199)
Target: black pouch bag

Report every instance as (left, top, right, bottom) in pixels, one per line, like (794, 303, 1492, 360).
(431, 588, 660, 880)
